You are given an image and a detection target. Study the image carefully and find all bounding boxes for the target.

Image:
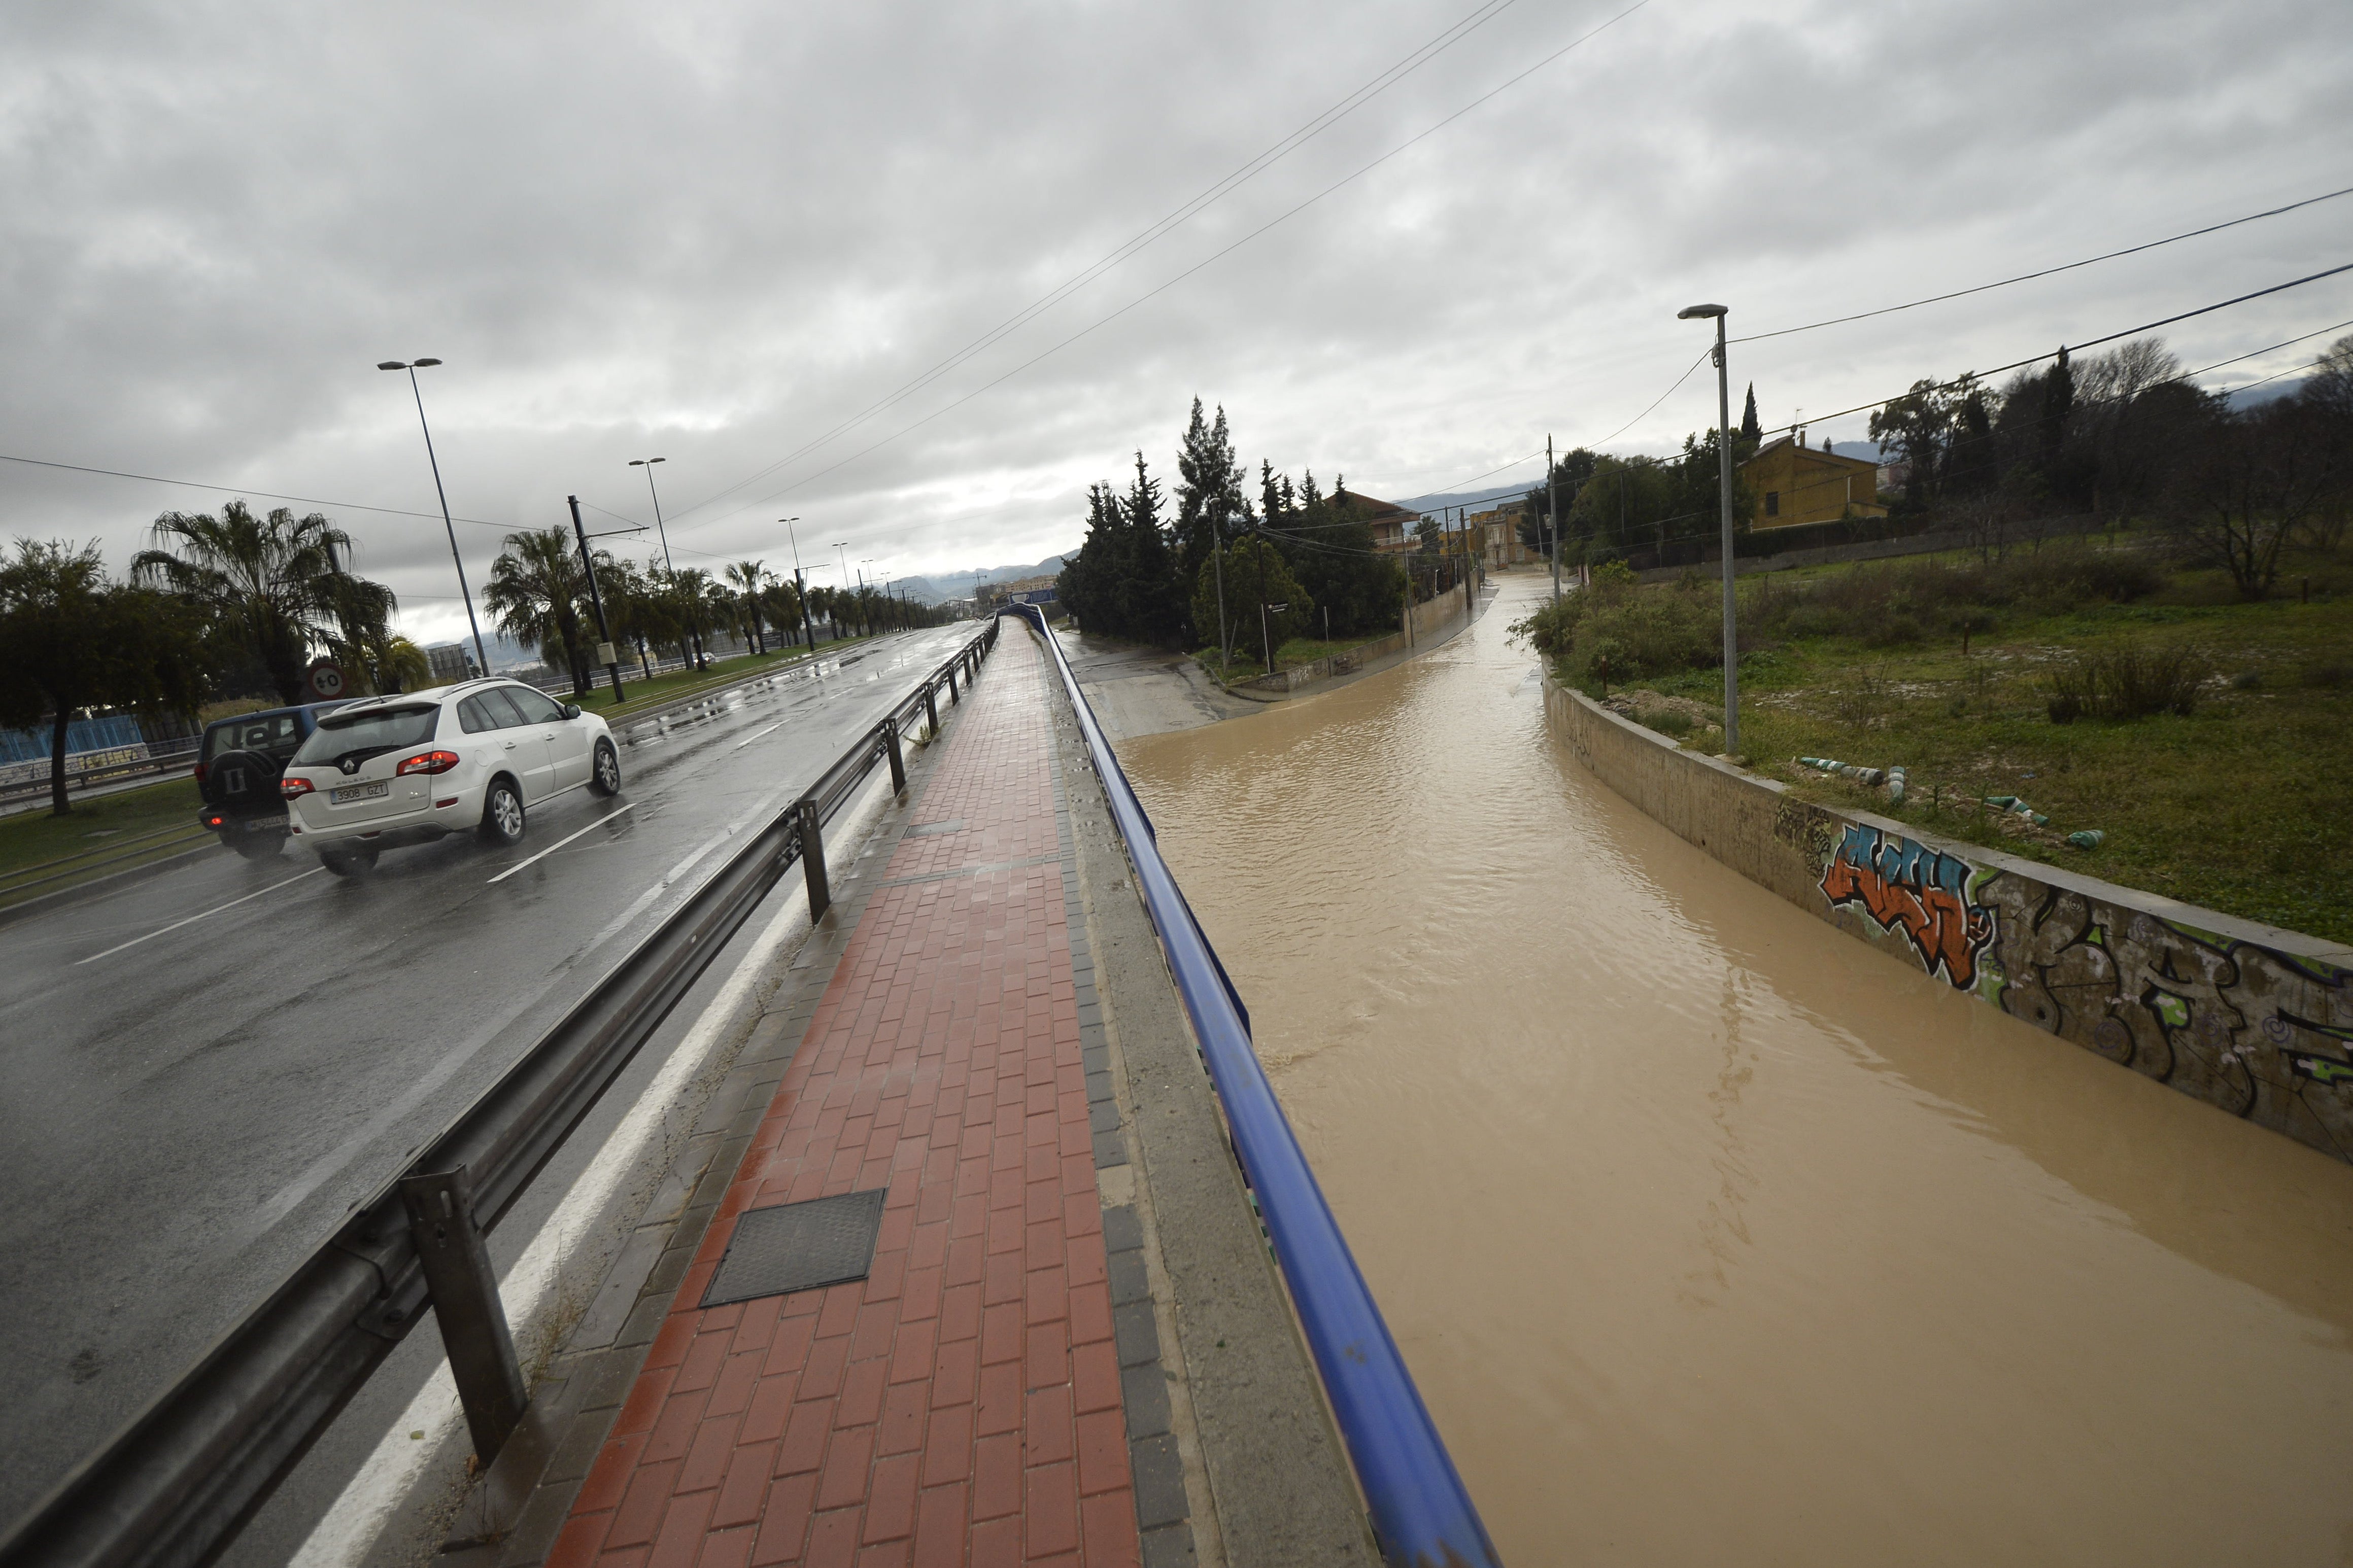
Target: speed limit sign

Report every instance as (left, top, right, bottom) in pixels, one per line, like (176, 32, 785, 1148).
(306, 659, 348, 700)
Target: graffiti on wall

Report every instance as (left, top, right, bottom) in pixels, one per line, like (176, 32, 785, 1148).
(1806, 815, 2353, 1158)
(1819, 823, 1998, 989)
(1980, 885, 2353, 1155)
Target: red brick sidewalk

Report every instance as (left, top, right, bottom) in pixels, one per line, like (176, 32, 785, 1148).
(552, 632, 1140, 1568)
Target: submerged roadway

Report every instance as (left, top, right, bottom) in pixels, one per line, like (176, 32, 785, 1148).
(0, 623, 975, 1529)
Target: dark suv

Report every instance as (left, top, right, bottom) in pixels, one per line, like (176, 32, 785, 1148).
(194, 702, 349, 857)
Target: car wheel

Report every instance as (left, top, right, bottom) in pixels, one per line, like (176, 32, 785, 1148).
(589, 740, 622, 796)
(232, 831, 286, 860)
(319, 844, 377, 877)
(480, 778, 527, 845)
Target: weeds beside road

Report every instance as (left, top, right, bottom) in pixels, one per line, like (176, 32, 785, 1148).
(1522, 536, 2353, 944)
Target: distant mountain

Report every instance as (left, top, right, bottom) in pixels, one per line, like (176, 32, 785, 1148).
(894, 554, 1072, 605)
(1390, 483, 1529, 516)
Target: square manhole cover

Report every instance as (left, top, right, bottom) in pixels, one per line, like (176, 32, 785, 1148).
(904, 819, 966, 838)
(701, 1189, 887, 1308)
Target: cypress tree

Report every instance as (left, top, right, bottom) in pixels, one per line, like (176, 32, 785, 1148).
(1740, 382, 1761, 443)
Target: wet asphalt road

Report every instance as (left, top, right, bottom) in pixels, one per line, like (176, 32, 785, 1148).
(0, 625, 973, 1528)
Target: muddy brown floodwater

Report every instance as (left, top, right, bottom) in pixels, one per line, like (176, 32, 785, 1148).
(1115, 575, 2353, 1566)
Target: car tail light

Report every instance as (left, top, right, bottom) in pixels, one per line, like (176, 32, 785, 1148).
(280, 776, 315, 798)
(192, 761, 208, 783)
(397, 749, 461, 777)
(203, 811, 224, 828)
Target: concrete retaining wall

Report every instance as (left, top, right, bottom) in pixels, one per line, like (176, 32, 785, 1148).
(1543, 669, 2353, 1163)
(1241, 571, 1483, 695)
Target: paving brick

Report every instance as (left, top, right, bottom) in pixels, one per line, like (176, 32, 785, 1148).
(558, 634, 1137, 1567)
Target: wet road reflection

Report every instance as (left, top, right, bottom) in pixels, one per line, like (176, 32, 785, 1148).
(1119, 577, 2353, 1566)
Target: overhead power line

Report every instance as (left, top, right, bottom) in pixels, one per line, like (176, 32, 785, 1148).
(684, 0, 1657, 536)
(1731, 181, 2353, 344)
(0, 452, 518, 532)
(667, 0, 1538, 530)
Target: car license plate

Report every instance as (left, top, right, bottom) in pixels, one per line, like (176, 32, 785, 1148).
(244, 815, 288, 832)
(329, 781, 390, 805)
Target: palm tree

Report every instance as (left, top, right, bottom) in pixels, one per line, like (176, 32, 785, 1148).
(760, 577, 805, 651)
(484, 528, 593, 695)
(132, 500, 356, 704)
(725, 561, 769, 654)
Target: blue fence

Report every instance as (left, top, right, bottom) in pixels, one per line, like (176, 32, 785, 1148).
(0, 714, 144, 765)
(1006, 605, 1500, 1568)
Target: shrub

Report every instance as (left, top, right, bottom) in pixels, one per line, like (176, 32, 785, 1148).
(1573, 592, 1719, 680)
(2044, 645, 2213, 722)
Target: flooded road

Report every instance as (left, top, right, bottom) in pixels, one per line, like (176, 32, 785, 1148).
(1115, 576, 2353, 1566)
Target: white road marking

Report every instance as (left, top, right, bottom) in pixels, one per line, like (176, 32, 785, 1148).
(74, 868, 325, 965)
(732, 719, 786, 750)
(289, 768, 904, 1568)
(485, 804, 636, 884)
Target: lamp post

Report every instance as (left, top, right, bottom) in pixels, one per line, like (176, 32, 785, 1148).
(630, 457, 703, 670)
(378, 358, 489, 677)
(1678, 302, 1740, 757)
(780, 517, 814, 652)
(835, 543, 851, 638)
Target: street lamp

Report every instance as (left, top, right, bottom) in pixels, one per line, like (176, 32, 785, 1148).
(378, 358, 489, 677)
(630, 457, 703, 669)
(1677, 303, 1740, 757)
(779, 517, 815, 652)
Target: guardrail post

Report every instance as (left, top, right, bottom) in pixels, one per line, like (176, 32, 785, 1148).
(947, 666, 960, 704)
(798, 798, 830, 917)
(924, 684, 939, 742)
(399, 1166, 526, 1464)
(883, 718, 906, 795)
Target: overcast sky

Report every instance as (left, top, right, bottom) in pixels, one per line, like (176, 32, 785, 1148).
(4, 0, 2348, 644)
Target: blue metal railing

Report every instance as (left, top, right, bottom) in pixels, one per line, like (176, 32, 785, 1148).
(1008, 606, 1499, 1568)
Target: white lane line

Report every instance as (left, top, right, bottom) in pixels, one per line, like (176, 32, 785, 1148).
(74, 868, 325, 965)
(286, 773, 903, 1568)
(732, 719, 786, 750)
(485, 804, 636, 884)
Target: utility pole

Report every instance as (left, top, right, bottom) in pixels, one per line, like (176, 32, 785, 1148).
(1548, 433, 1561, 604)
(1679, 302, 1740, 756)
(567, 496, 625, 702)
(780, 518, 814, 652)
(1211, 500, 1231, 679)
(629, 457, 702, 670)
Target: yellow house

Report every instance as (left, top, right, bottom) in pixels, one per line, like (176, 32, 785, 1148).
(1738, 435, 1887, 528)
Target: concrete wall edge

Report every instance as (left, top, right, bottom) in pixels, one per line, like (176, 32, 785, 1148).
(1541, 664, 2353, 1163)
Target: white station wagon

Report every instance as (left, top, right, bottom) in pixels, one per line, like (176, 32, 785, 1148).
(279, 679, 622, 874)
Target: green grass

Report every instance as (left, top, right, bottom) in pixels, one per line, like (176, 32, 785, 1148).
(565, 638, 874, 719)
(1572, 551, 2353, 944)
(1191, 630, 1389, 684)
(0, 775, 213, 905)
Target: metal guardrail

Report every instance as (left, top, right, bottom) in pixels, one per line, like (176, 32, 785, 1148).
(1011, 606, 1500, 1568)
(0, 623, 999, 1568)
(0, 748, 202, 807)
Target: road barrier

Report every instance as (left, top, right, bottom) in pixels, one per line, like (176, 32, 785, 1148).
(1011, 605, 1499, 1568)
(0, 623, 999, 1568)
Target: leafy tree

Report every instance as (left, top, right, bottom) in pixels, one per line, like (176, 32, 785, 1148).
(725, 561, 770, 653)
(1173, 398, 1252, 605)
(1192, 536, 1311, 670)
(1256, 477, 1404, 638)
(1520, 447, 1598, 552)
(1414, 517, 1441, 553)
(0, 540, 203, 815)
(2165, 399, 2344, 599)
(132, 499, 363, 705)
(484, 527, 594, 694)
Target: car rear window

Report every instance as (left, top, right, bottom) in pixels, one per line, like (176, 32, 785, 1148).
(204, 713, 301, 760)
(291, 705, 441, 765)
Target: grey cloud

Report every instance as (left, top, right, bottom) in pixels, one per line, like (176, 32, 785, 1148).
(3, 0, 2347, 643)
